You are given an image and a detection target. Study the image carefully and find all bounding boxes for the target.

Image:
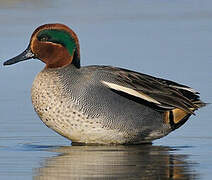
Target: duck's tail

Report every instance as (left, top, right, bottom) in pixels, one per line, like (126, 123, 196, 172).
(164, 99, 206, 130)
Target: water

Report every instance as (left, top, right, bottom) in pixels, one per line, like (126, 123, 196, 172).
(0, 0, 211, 179)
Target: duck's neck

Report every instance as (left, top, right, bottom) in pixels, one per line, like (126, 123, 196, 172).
(72, 49, 80, 68)
(45, 48, 81, 69)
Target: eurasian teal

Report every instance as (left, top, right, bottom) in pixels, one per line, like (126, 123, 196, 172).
(4, 23, 205, 144)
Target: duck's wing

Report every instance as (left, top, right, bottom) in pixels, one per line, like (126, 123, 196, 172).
(99, 66, 205, 114)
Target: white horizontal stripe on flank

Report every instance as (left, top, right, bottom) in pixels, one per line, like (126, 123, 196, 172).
(102, 81, 161, 105)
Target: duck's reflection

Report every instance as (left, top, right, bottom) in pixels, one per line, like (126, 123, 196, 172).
(34, 145, 198, 180)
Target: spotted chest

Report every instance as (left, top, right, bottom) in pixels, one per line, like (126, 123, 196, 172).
(32, 70, 92, 138)
(30, 69, 125, 144)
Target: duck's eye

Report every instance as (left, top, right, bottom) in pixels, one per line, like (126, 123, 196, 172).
(38, 34, 50, 42)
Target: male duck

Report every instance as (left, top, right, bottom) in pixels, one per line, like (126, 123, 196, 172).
(4, 23, 205, 144)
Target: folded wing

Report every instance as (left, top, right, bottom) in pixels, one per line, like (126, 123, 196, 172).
(100, 66, 205, 114)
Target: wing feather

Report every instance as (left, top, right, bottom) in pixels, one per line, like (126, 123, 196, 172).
(98, 66, 204, 113)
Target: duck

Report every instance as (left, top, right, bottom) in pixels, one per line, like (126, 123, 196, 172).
(3, 23, 205, 144)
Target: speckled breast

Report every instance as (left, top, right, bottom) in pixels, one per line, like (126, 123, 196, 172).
(30, 68, 129, 144)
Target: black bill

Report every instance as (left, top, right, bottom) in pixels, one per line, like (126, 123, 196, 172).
(3, 45, 35, 66)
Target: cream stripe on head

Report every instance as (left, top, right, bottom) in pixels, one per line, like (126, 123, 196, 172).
(102, 81, 161, 105)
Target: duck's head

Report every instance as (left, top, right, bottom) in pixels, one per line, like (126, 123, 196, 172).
(4, 23, 80, 68)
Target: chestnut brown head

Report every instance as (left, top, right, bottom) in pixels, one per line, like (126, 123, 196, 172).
(4, 23, 80, 68)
